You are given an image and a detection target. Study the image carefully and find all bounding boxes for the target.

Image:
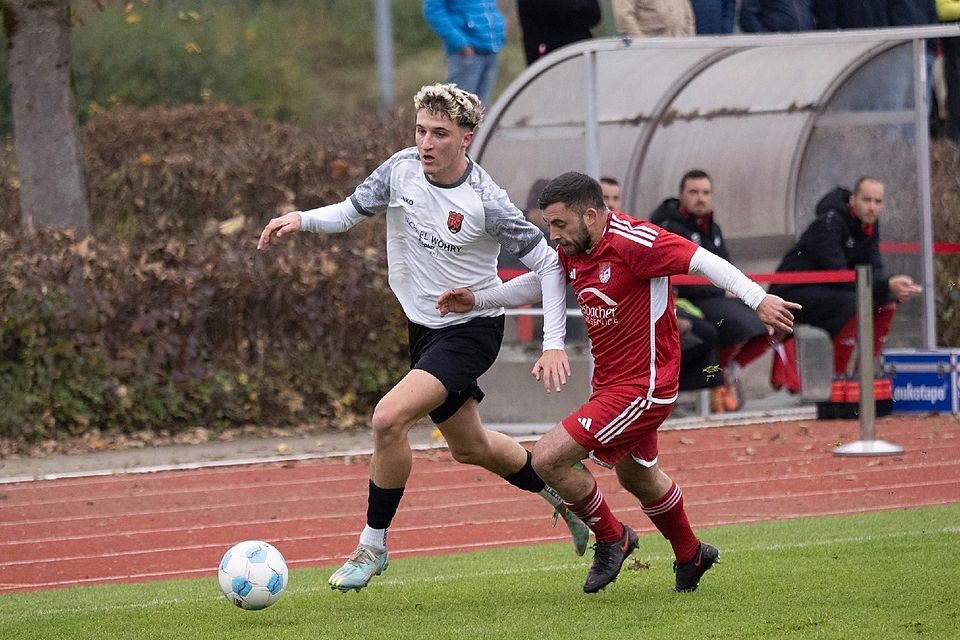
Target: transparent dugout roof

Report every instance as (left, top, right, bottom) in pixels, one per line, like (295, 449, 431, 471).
(473, 26, 960, 347)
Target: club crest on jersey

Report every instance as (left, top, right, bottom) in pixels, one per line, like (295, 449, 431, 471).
(447, 210, 464, 234)
(599, 261, 612, 284)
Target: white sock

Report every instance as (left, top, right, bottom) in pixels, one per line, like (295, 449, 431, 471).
(359, 525, 387, 551)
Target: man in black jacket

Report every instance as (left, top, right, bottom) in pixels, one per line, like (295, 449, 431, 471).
(516, 0, 601, 66)
(814, 0, 888, 28)
(652, 169, 781, 412)
(769, 178, 922, 379)
(739, 0, 815, 32)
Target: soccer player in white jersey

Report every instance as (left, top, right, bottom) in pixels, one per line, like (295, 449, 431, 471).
(257, 84, 589, 592)
(438, 172, 800, 593)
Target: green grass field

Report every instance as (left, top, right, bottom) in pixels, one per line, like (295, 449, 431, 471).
(2, 506, 957, 640)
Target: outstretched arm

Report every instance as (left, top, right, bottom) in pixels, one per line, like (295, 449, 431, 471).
(257, 199, 366, 250)
(688, 247, 801, 335)
(436, 268, 570, 392)
(436, 271, 542, 315)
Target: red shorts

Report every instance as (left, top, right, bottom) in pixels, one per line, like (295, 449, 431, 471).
(561, 387, 674, 468)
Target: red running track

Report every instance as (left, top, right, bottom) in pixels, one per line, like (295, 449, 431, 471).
(1, 415, 957, 593)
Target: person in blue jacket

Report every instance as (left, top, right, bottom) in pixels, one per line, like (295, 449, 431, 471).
(423, 0, 506, 107)
(690, 0, 736, 33)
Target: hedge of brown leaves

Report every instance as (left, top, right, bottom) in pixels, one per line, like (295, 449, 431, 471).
(0, 223, 409, 439)
(930, 139, 960, 347)
(0, 104, 413, 440)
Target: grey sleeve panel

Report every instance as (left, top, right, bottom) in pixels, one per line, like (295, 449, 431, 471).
(349, 194, 376, 217)
(350, 148, 419, 216)
(478, 170, 544, 257)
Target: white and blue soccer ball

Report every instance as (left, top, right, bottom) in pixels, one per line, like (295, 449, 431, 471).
(218, 540, 289, 610)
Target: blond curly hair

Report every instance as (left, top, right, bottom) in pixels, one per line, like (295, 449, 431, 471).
(413, 83, 484, 130)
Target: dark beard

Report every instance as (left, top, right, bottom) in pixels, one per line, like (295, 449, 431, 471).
(562, 220, 592, 255)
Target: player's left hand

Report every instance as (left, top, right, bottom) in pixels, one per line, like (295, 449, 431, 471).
(532, 348, 571, 393)
(756, 294, 802, 335)
(436, 288, 476, 316)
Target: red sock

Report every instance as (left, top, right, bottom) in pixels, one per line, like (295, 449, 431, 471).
(872, 302, 896, 357)
(641, 482, 699, 563)
(564, 481, 624, 543)
(718, 344, 739, 370)
(733, 335, 772, 368)
(832, 315, 858, 376)
(770, 337, 801, 394)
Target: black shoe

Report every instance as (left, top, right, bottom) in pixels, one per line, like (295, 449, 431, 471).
(673, 542, 719, 592)
(583, 523, 638, 593)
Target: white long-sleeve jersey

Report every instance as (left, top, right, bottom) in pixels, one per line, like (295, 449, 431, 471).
(298, 147, 566, 349)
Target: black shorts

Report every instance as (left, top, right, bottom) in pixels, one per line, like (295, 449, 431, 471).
(408, 315, 505, 424)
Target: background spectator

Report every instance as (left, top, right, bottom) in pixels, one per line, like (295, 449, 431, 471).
(768, 178, 922, 379)
(888, 1, 939, 132)
(600, 176, 621, 209)
(613, 0, 696, 37)
(423, 0, 506, 106)
(690, 0, 736, 34)
(651, 169, 781, 412)
(676, 299, 724, 391)
(739, 0, 815, 32)
(517, 0, 602, 66)
(938, 0, 960, 141)
(814, 0, 888, 29)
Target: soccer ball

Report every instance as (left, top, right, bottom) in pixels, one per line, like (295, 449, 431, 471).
(218, 540, 289, 610)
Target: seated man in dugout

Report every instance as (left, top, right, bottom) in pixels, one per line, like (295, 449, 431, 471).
(769, 177, 922, 386)
(675, 296, 724, 393)
(652, 169, 797, 413)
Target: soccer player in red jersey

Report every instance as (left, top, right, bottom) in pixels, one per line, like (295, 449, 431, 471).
(437, 172, 800, 593)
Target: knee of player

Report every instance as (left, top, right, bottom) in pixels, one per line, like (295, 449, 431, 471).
(370, 404, 409, 439)
(447, 443, 485, 465)
(531, 449, 562, 480)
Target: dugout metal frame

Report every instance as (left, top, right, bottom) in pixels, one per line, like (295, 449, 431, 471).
(472, 25, 960, 350)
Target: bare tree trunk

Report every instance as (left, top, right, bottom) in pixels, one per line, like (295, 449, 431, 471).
(3, 0, 90, 234)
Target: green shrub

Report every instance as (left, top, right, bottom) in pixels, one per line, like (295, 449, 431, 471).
(65, 0, 447, 126)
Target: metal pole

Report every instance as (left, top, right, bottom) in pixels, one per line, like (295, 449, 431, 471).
(834, 265, 904, 456)
(583, 51, 600, 179)
(374, 0, 394, 117)
(912, 37, 937, 349)
(857, 265, 876, 439)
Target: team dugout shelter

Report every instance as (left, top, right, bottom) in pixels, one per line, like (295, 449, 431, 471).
(472, 25, 960, 351)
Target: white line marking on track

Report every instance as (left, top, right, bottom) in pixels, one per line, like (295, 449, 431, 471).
(2, 458, 957, 529)
(2, 484, 956, 568)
